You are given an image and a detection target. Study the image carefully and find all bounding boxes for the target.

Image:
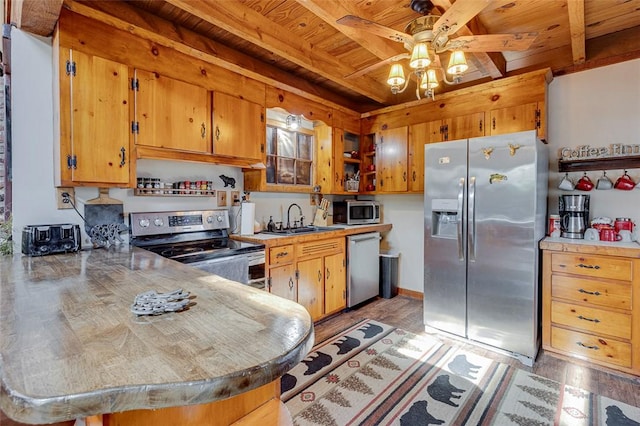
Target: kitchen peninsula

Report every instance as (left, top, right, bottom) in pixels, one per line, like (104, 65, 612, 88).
(0, 246, 313, 425)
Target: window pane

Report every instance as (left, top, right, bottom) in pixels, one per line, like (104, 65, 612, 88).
(266, 155, 276, 184)
(266, 127, 276, 155)
(297, 133, 312, 160)
(277, 158, 295, 184)
(295, 160, 312, 185)
(277, 129, 295, 157)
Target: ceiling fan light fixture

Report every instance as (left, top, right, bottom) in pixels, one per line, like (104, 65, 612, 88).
(447, 50, 468, 75)
(409, 42, 431, 69)
(420, 68, 439, 90)
(387, 63, 406, 87)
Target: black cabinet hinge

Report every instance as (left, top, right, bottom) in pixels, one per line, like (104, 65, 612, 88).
(65, 60, 76, 77)
(66, 155, 77, 169)
(260, 143, 265, 154)
(267, 276, 272, 290)
(535, 109, 541, 129)
(295, 270, 300, 280)
(260, 112, 264, 123)
(130, 78, 139, 91)
(131, 121, 139, 134)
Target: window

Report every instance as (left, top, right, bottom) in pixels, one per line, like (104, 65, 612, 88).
(266, 125, 313, 186)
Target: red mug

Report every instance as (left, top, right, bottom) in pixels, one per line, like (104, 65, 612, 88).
(575, 174, 594, 191)
(614, 218, 634, 233)
(614, 172, 635, 190)
(599, 227, 622, 242)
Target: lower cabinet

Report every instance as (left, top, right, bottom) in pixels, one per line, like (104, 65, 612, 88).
(267, 237, 346, 321)
(541, 243, 640, 375)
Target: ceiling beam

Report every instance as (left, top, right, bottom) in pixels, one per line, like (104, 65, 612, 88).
(567, 0, 586, 65)
(295, 0, 403, 60)
(431, 0, 505, 79)
(62, 0, 367, 113)
(165, 0, 390, 104)
(8, 0, 63, 36)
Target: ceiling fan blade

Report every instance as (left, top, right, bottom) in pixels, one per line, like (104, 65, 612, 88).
(445, 33, 539, 52)
(345, 53, 410, 79)
(433, 0, 490, 37)
(336, 15, 411, 44)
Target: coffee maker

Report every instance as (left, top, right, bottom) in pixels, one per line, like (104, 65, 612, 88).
(559, 195, 590, 239)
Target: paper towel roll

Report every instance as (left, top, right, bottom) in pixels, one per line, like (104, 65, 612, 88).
(240, 202, 255, 235)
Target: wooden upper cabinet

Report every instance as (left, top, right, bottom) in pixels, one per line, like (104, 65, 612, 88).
(377, 126, 408, 193)
(212, 92, 265, 161)
(488, 102, 543, 138)
(58, 49, 131, 186)
(315, 123, 336, 193)
(449, 112, 485, 140)
(134, 70, 211, 153)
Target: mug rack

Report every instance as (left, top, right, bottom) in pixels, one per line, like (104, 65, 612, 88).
(558, 155, 640, 172)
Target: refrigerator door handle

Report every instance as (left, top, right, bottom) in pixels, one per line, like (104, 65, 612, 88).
(469, 176, 477, 262)
(457, 177, 465, 261)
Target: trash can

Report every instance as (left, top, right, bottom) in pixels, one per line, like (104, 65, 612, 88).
(379, 250, 399, 298)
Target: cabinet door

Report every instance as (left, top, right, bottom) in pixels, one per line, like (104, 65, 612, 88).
(408, 121, 441, 192)
(269, 264, 296, 302)
(315, 123, 336, 193)
(297, 257, 324, 320)
(324, 252, 346, 315)
(134, 69, 211, 153)
(449, 112, 485, 140)
(213, 92, 264, 161)
(488, 102, 539, 136)
(61, 49, 130, 185)
(377, 126, 408, 192)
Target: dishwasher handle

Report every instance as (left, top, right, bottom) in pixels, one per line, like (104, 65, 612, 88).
(348, 232, 381, 243)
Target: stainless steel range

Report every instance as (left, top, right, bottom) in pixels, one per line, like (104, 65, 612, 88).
(130, 210, 266, 288)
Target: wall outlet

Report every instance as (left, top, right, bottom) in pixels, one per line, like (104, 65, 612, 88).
(231, 191, 240, 206)
(56, 187, 75, 209)
(217, 191, 227, 207)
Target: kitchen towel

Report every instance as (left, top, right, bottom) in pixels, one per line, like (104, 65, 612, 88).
(240, 202, 255, 235)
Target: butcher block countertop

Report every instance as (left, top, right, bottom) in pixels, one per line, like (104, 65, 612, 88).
(540, 237, 640, 257)
(0, 246, 313, 424)
(231, 223, 392, 247)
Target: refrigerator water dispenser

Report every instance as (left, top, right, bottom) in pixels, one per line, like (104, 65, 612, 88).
(431, 199, 459, 239)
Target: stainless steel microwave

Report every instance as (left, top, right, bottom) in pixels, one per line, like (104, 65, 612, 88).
(333, 200, 380, 225)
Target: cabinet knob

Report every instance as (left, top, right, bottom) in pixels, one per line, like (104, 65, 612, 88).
(215, 125, 220, 141)
(201, 123, 206, 139)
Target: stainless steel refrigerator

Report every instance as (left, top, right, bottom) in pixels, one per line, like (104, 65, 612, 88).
(423, 130, 548, 366)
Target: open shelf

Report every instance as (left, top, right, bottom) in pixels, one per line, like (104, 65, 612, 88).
(558, 155, 640, 172)
(134, 188, 216, 197)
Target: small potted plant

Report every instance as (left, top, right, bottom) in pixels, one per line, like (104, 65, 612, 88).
(0, 215, 13, 256)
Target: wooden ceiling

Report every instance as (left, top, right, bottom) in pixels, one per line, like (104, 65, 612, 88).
(8, 0, 640, 113)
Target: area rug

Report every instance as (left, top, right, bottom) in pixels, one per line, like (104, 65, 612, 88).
(281, 319, 640, 425)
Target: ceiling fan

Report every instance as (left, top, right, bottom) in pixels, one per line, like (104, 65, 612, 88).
(337, 0, 538, 99)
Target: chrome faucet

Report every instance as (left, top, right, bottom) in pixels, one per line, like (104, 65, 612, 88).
(287, 203, 304, 229)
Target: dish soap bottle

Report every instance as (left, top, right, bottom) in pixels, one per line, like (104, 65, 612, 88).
(267, 216, 275, 232)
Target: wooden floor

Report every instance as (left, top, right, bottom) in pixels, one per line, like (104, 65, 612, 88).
(3, 295, 639, 425)
(313, 295, 640, 408)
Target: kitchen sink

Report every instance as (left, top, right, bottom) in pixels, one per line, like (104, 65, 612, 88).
(261, 226, 335, 235)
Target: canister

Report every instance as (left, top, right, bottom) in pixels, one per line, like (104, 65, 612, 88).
(548, 214, 560, 236)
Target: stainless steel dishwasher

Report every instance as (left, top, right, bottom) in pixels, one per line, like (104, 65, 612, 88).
(346, 232, 380, 307)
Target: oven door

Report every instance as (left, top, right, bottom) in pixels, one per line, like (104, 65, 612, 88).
(188, 255, 250, 285)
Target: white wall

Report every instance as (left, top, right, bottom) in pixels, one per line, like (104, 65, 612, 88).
(10, 29, 242, 248)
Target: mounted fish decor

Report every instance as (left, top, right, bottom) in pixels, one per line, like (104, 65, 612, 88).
(219, 175, 236, 188)
(489, 173, 508, 184)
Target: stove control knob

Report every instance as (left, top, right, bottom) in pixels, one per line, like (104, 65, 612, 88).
(206, 215, 214, 224)
(216, 215, 224, 222)
(154, 217, 164, 227)
(138, 218, 150, 228)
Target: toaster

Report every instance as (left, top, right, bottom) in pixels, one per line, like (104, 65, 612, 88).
(22, 224, 81, 256)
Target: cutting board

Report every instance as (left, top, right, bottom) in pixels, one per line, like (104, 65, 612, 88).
(84, 188, 124, 233)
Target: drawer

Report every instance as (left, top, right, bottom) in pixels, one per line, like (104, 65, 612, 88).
(297, 238, 343, 258)
(269, 244, 294, 265)
(551, 275, 632, 310)
(551, 326, 631, 368)
(551, 253, 633, 281)
(551, 300, 631, 339)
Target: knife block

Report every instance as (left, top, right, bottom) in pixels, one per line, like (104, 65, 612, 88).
(312, 209, 328, 226)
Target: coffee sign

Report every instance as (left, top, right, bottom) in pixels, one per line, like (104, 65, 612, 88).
(560, 144, 640, 160)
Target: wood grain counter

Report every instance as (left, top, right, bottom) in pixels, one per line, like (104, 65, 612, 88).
(0, 246, 313, 425)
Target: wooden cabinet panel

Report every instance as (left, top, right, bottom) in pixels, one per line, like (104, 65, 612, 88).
(551, 326, 632, 368)
(297, 257, 324, 320)
(551, 300, 631, 339)
(134, 69, 211, 153)
(551, 275, 632, 310)
(449, 112, 485, 140)
(59, 49, 131, 185)
(213, 92, 264, 161)
(269, 244, 294, 265)
(315, 123, 336, 193)
(377, 126, 408, 192)
(551, 253, 633, 281)
(268, 264, 296, 302)
(488, 102, 539, 136)
(324, 252, 346, 315)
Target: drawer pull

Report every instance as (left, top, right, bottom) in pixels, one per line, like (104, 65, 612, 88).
(288, 277, 294, 290)
(578, 288, 601, 296)
(577, 342, 599, 350)
(276, 251, 289, 258)
(577, 263, 600, 269)
(577, 315, 601, 323)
